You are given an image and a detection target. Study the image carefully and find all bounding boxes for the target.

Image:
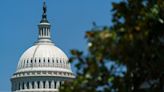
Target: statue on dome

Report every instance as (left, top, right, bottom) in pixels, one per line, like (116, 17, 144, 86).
(43, 1, 47, 14)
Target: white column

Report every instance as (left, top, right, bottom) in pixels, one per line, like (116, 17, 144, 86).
(53, 59, 56, 67)
(43, 59, 45, 67)
(49, 58, 52, 67)
(46, 27, 48, 37)
(40, 29, 42, 37)
(34, 81, 38, 89)
(56, 81, 60, 89)
(20, 82, 22, 90)
(45, 80, 49, 88)
(29, 82, 32, 89)
(45, 58, 47, 67)
(40, 81, 43, 89)
(24, 82, 27, 89)
(51, 80, 54, 89)
(44, 28, 46, 37)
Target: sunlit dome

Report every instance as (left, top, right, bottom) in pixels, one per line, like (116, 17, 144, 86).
(16, 42, 72, 74)
(11, 1, 74, 92)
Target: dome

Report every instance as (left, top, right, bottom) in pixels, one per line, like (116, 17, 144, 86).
(11, 2, 74, 92)
(11, 42, 74, 79)
(16, 42, 72, 73)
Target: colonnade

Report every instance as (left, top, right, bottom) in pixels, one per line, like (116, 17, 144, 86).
(39, 27, 51, 38)
(12, 80, 63, 91)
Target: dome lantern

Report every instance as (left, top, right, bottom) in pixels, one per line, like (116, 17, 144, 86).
(38, 1, 51, 42)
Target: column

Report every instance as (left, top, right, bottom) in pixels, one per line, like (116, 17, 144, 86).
(45, 80, 49, 88)
(34, 81, 38, 89)
(40, 81, 43, 89)
(24, 82, 27, 90)
(29, 81, 32, 89)
(51, 80, 54, 89)
(16, 82, 18, 91)
(43, 28, 45, 37)
(20, 82, 22, 90)
(46, 27, 48, 37)
(56, 81, 60, 89)
(40, 29, 42, 37)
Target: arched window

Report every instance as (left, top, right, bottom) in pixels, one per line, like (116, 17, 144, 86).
(48, 58, 50, 67)
(43, 58, 46, 67)
(30, 59, 33, 67)
(44, 58, 45, 63)
(48, 59, 50, 63)
(31, 59, 32, 63)
(39, 59, 41, 67)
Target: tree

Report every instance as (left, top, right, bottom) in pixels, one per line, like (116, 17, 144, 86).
(60, 0, 164, 92)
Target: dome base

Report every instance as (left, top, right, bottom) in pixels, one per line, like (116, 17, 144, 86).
(11, 76, 74, 92)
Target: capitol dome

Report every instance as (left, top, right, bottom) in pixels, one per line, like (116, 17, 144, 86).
(11, 2, 74, 92)
(16, 43, 71, 73)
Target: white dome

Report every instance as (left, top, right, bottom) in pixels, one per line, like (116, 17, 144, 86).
(11, 2, 74, 92)
(16, 42, 72, 73)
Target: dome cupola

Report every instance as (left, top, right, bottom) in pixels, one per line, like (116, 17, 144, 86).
(38, 1, 51, 42)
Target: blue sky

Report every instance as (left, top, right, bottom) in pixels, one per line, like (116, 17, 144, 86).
(0, 0, 119, 91)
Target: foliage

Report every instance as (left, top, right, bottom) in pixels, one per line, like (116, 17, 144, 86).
(60, 0, 164, 92)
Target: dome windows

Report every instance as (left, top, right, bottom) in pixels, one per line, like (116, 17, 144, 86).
(31, 59, 33, 63)
(18, 57, 69, 69)
(48, 59, 50, 63)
